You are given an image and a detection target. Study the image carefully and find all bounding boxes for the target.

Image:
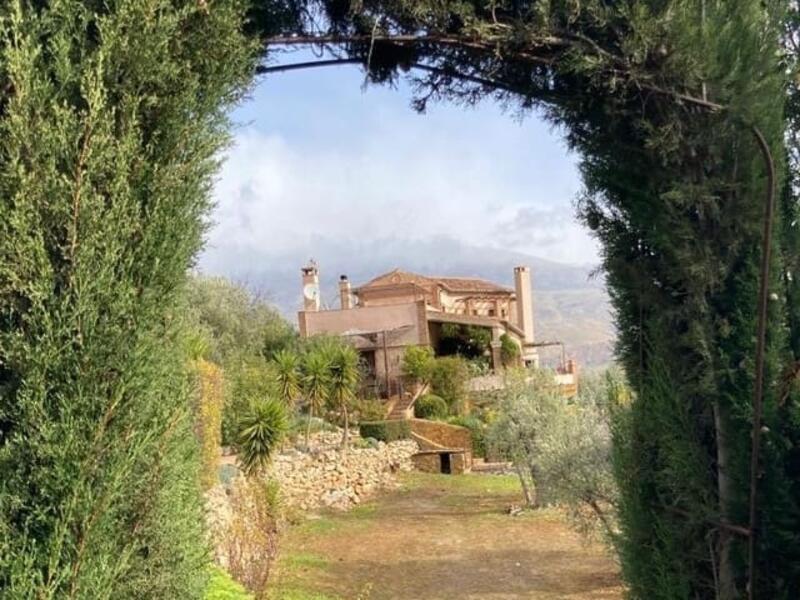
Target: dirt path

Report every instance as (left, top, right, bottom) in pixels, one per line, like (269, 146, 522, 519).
(271, 473, 622, 599)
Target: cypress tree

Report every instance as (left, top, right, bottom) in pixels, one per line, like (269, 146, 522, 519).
(0, 0, 252, 596)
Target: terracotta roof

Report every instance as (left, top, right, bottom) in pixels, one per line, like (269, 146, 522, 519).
(355, 269, 433, 291)
(435, 276, 512, 293)
(356, 269, 511, 294)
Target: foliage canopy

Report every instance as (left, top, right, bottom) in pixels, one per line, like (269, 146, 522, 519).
(253, 0, 800, 595)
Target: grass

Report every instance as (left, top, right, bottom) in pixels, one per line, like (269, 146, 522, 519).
(294, 500, 378, 537)
(268, 550, 338, 600)
(268, 472, 621, 599)
(205, 566, 253, 600)
(400, 471, 521, 494)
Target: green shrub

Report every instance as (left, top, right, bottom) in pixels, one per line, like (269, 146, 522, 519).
(500, 334, 521, 367)
(352, 396, 388, 423)
(358, 420, 411, 442)
(236, 399, 289, 476)
(448, 415, 487, 458)
(430, 356, 469, 413)
(401, 345, 435, 383)
(414, 394, 449, 420)
(223, 357, 278, 446)
(466, 358, 491, 377)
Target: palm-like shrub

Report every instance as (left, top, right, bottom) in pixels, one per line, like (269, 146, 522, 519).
(273, 349, 301, 407)
(236, 399, 288, 477)
(327, 345, 361, 449)
(300, 349, 331, 447)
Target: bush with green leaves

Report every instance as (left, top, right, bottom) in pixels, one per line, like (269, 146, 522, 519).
(205, 566, 253, 600)
(499, 334, 520, 368)
(448, 415, 487, 458)
(0, 0, 252, 595)
(358, 420, 411, 443)
(351, 396, 387, 423)
(487, 370, 618, 540)
(414, 394, 449, 420)
(187, 275, 297, 365)
(236, 399, 289, 477)
(222, 357, 279, 446)
(430, 356, 469, 414)
(401, 345, 435, 383)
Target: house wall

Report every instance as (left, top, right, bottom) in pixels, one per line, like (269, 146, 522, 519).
(299, 301, 429, 395)
(300, 301, 426, 341)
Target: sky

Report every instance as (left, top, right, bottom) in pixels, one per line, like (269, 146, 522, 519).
(199, 53, 600, 277)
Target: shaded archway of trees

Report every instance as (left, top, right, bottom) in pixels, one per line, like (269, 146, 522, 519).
(249, 3, 800, 599)
(1, 1, 799, 599)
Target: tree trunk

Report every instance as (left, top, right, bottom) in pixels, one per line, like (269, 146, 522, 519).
(527, 462, 540, 508)
(713, 400, 738, 599)
(341, 405, 349, 453)
(515, 463, 536, 508)
(305, 407, 313, 451)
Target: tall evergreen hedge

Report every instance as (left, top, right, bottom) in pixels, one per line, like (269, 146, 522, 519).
(0, 1, 252, 596)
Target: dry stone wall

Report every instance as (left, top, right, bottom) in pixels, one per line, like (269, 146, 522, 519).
(270, 433, 418, 510)
(210, 431, 418, 514)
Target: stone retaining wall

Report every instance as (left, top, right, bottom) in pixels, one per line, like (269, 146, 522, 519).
(408, 419, 473, 465)
(210, 432, 418, 514)
(269, 434, 418, 510)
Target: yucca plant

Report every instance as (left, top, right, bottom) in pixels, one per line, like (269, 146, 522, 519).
(300, 348, 331, 449)
(273, 349, 301, 408)
(236, 399, 288, 477)
(327, 345, 361, 451)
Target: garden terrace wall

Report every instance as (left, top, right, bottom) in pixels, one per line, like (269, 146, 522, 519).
(408, 419, 473, 466)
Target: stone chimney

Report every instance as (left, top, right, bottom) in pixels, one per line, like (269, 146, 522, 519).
(301, 261, 320, 312)
(339, 275, 352, 309)
(513, 266, 535, 344)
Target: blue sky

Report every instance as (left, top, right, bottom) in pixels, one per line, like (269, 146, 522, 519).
(199, 55, 598, 276)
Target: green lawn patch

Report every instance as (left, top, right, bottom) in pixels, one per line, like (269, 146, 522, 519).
(400, 471, 522, 495)
(205, 566, 253, 600)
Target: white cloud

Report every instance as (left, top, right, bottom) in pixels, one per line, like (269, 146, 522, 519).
(203, 121, 599, 272)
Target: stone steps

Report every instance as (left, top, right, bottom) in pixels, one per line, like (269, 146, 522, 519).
(387, 395, 414, 420)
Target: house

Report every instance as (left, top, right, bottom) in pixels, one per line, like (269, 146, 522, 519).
(297, 261, 579, 398)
